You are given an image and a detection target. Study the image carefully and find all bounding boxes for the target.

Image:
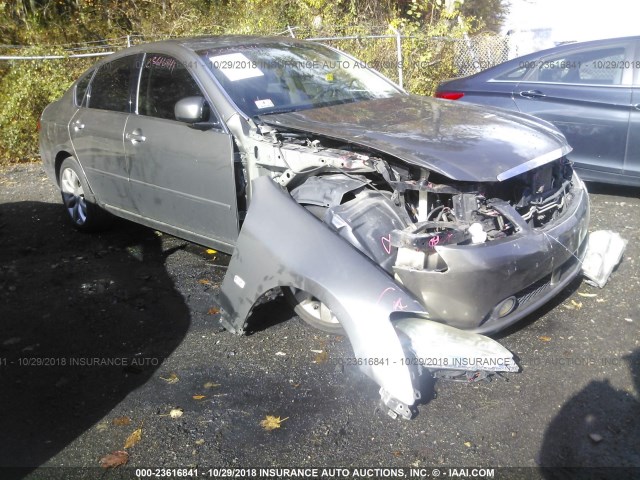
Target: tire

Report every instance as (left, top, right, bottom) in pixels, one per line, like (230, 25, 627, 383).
(59, 157, 110, 232)
(284, 287, 345, 335)
(284, 203, 344, 334)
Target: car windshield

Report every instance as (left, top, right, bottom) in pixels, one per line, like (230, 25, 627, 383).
(199, 42, 402, 117)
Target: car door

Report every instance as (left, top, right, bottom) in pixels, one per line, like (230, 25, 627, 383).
(623, 41, 640, 183)
(125, 52, 239, 246)
(512, 41, 635, 178)
(69, 54, 140, 211)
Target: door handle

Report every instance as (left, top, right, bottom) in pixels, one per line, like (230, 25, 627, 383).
(126, 130, 146, 144)
(519, 90, 546, 99)
(72, 120, 85, 131)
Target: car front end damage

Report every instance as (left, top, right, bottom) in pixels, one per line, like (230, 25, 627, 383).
(218, 96, 589, 418)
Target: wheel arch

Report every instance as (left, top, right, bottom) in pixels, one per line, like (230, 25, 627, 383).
(54, 151, 73, 185)
(55, 152, 97, 199)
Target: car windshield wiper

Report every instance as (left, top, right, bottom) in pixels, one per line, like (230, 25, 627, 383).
(257, 106, 304, 116)
(256, 96, 374, 119)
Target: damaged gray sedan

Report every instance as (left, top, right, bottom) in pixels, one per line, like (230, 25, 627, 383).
(40, 36, 589, 419)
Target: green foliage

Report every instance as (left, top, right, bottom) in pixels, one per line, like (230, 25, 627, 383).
(0, 49, 90, 162)
(0, 0, 505, 163)
(460, 0, 510, 33)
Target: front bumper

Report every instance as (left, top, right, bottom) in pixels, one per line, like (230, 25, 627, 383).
(394, 184, 590, 334)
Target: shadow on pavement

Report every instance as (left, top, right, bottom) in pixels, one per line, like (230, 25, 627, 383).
(0, 201, 190, 477)
(538, 349, 640, 477)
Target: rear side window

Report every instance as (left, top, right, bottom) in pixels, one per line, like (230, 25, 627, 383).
(494, 65, 528, 81)
(138, 54, 205, 121)
(74, 70, 94, 107)
(89, 56, 136, 112)
(535, 47, 627, 85)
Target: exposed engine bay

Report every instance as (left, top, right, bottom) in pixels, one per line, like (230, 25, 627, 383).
(216, 118, 586, 419)
(237, 123, 577, 276)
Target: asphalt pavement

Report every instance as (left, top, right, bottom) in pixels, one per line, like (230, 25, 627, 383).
(0, 163, 638, 480)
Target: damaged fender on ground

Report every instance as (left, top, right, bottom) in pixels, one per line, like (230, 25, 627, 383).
(218, 176, 518, 419)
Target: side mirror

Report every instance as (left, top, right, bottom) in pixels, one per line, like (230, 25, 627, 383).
(174, 96, 220, 130)
(175, 96, 207, 123)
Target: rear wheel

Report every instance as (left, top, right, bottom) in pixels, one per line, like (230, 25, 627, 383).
(284, 288, 345, 335)
(59, 157, 110, 231)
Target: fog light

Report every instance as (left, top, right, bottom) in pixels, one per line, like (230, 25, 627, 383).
(497, 296, 517, 318)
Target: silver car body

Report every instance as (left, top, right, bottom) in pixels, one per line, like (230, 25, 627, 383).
(40, 37, 589, 418)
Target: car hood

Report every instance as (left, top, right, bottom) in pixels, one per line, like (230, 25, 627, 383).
(260, 95, 570, 182)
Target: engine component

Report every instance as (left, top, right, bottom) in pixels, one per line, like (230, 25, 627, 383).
(290, 174, 369, 208)
(325, 190, 409, 273)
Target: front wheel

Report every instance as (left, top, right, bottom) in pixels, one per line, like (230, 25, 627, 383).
(59, 157, 110, 231)
(284, 287, 345, 335)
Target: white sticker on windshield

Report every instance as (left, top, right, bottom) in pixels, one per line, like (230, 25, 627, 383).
(209, 52, 264, 82)
(254, 99, 274, 109)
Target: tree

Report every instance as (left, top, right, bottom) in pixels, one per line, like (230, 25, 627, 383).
(459, 0, 510, 33)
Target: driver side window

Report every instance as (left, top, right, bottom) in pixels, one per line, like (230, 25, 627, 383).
(138, 54, 212, 122)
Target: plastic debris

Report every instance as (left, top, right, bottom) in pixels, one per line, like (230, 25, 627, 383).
(581, 231, 627, 288)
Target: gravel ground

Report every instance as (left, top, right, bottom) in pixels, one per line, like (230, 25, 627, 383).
(0, 163, 638, 479)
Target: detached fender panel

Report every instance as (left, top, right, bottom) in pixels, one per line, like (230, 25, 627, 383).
(218, 176, 519, 413)
(218, 176, 425, 406)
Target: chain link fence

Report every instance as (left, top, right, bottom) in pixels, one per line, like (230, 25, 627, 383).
(0, 28, 511, 86)
(453, 32, 510, 76)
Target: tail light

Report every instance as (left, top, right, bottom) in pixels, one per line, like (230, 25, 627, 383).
(435, 91, 465, 100)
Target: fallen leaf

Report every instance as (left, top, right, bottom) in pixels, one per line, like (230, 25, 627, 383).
(464, 441, 472, 448)
(578, 292, 598, 298)
(563, 303, 576, 310)
(99, 450, 129, 469)
(192, 395, 206, 400)
(539, 336, 552, 342)
(203, 382, 220, 389)
(124, 428, 142, 449)
(207, 307, 220, 315)
(392, 450, 402, 457)
(205, 249, 217, 255)
(198, 279, 212, 285)
(112, 416, 132, 426)
(96, 421, 109, 432)
(571, 300, 583, 309)
(260, 415, 288, 431)
(195, 439, 205, 446)
(160, 373, 179, 384)
(310, 349, 323, 354)
(314, 351, 329, 364)
(596, 298, 605, 303)
(291, 383, 301, 388)
(170, 408, 184, 418)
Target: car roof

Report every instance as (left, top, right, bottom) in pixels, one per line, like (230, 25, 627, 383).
(454, 35, 640, 82)
(85, 35, 315, 73)
(516, 35, 640, 59)
(140, 35, 312, 51)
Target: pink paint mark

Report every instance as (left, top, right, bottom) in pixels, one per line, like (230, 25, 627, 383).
(393, 297, 408, 311)
(446, 232, 454, 242)
(376, 287, 396, 305)
(428, 235, 440, 248)
(381, 234, 392, 255)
